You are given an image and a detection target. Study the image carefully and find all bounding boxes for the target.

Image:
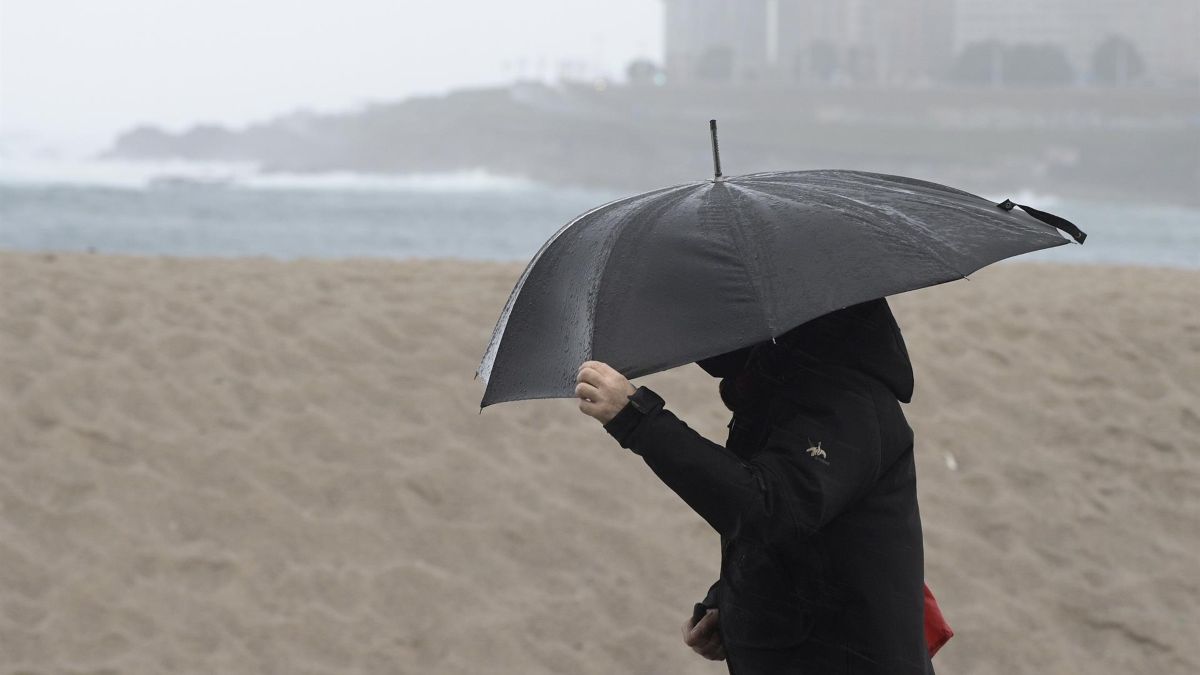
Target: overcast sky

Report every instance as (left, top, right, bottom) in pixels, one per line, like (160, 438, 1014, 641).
(0, 0, 662, 150)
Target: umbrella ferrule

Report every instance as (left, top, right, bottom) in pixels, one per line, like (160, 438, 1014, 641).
(709, 119, 724, 181)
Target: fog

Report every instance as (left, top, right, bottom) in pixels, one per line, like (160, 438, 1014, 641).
(2, 0, 1197, 207)
(0, 0, 660, 148)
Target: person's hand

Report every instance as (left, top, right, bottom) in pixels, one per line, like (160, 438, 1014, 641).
(682, 608, 725, 661)
(575, 360, 636, 424)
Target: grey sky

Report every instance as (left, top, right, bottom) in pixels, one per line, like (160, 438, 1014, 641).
(0, 0, 662, 148)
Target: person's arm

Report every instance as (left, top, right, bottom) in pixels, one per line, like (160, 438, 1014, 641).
(604, 392, 765, 537)
(694, 578, 722, 619)
(604, 385, 881, 543)
(700, 577, 721, 608)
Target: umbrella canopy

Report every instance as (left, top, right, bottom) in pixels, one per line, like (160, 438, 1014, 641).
(476, 128, 1085, 409)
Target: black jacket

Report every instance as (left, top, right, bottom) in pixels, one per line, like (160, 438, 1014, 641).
(604, 299, 934, 674)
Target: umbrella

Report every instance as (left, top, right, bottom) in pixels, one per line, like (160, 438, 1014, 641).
(476, 120, 1085, 409)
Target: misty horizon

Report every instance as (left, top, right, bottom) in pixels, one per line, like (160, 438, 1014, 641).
(4, 0, 1198, 155)
(0, 0, 662, 150)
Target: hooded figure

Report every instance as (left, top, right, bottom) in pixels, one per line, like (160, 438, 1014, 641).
(604, 297, 936, 674)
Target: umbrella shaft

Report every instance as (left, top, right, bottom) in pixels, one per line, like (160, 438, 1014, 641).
(709, 119, 723, 181)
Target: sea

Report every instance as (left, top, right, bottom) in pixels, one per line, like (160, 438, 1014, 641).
(1, 157, 1197, 268)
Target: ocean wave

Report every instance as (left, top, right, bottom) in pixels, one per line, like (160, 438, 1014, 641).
(242, 169, 540, 192)
(0, 156, 254, 189)
(0, 156, 543, 193)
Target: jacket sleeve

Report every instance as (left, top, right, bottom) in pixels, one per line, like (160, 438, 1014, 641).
(603, 386, 880, 543)
(750, 397, 882, 537)
(604, 391, 766, 538)
(700, 578, 721, 608)
(690, 578, 723, 625)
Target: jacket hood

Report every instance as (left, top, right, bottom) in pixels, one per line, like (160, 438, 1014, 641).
(774, 297, 914, 403)
(696, 298, 915, 403)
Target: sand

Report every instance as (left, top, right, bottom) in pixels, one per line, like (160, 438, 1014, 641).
(1, 250, 1197, 674)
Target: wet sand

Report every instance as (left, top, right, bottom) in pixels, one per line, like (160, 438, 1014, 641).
(1, 251, 1197, 674)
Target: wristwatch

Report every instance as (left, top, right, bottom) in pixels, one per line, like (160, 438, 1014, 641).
(603, 385, 665, 450)
(626, 385, 665, 415)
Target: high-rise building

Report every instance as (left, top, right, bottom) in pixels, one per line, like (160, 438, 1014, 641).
(1144, 0, 1200, 86)
(777, 0, 955, 84)
(662, 0, 769, 83)
(662, 0, 955, 85)
(953, 0, 1200, 86)
(661, 0, 1198, 87)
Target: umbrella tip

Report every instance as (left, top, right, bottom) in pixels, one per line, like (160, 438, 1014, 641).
(709, 119, 723, 182)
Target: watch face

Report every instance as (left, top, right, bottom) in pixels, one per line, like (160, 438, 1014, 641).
(630, 391, 649, 412)
(630, 387, 663, 413)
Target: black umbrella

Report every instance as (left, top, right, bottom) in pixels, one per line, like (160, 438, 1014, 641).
(476, 121, 1085, 409)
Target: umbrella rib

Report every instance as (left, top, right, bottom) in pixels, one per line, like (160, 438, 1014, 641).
(798, 184, 971, 283)
(720, 186, 778, 337)
(587, 182, 703, 368)
(741, 173, 984, 278)
(795, 174, 1071, 273)
(477, 185, 686, 386)
(727, 179, 970, 327)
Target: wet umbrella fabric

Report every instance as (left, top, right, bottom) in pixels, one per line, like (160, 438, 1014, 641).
(476, 169, 1084, 408)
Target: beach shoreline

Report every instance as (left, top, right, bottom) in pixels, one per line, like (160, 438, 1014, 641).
(2, 251, 1197, 673)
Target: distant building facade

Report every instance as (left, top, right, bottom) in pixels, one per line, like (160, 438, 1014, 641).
(663, 0, 1199, 87)
(662, 0, 954, 85)
(662, 1, 768, 83)
(952, 0, 1198, 86)
(777, 0, 955, 85)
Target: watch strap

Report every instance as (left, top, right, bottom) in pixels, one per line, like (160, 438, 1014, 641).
(627, 385, 665, 415)
(603, 385, 664, 450)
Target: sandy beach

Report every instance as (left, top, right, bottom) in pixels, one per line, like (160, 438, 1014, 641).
(1, 250, 1196, 674)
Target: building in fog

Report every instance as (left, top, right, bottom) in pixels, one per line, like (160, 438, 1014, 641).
(1141, 0, 1200, 87)
(778, 0, 955, 85)
(662, 0, 955, 85)
(663, 0, 1199, 87)
(662, 1, 768, 83)
(953, 0, 1200, 86)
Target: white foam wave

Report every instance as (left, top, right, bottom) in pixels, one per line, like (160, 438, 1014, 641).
(0, 155, 541, 193)
(243, 168, 540, 192)
(0, 156, 260, 189)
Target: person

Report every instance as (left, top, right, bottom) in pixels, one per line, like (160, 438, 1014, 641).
(575, 297, 943, 674)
